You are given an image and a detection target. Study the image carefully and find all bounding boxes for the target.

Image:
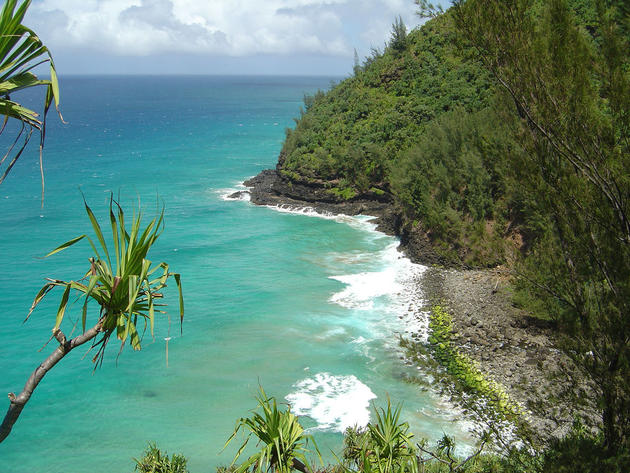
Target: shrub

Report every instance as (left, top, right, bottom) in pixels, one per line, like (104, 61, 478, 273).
(133, 442, 188, 473)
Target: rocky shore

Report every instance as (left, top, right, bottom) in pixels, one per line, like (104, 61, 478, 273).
(238, 169, 393, 217)
(233, 169, 598, 443)
(418, 267, 598, 443)
(237, 169, 448, 266)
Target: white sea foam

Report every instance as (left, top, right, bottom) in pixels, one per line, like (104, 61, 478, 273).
(350, 336, 376, 362)
(217, 181, 252, 201)
(261, 198, 431, 340)
(226, 182, 431, 341)
(327, 242, 430, 339)
(286, 373, 376, 432)
(315, 327, 347, 340)
(263, 205, 379, 232)
(265, 204, 337, 219)
(351, 336, 368, 345)
(329, 268, 401, 310)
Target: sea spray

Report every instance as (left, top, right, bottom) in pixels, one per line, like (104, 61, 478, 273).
(286, 373, 377, 432)
(328, 241, 430, 342)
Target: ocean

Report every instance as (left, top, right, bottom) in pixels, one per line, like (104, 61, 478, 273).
(0, 76, 471, 473)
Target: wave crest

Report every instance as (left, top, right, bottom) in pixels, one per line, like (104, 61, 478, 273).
(286, 373, 376, 432)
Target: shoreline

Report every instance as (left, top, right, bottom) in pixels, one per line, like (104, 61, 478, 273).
(237, 170, 449, 267)
(417, 268, 598, 444)
(232, 169, 598, 444)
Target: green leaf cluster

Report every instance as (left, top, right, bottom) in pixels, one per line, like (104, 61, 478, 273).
(224, 387, 320, 473)
(344, 400, 418, 473)
(133, 442, 188, 473)
(28, 198, 184, 365)
(0, 0, 61, 188)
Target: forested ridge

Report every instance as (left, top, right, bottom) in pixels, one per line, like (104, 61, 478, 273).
(279, 8, 509, 267)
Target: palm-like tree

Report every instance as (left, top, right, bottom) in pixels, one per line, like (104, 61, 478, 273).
(0, 0, 61, 194)
(0, 199, 184, 443)
(225, 387, 320, 473)
(362, 400, 417, 473)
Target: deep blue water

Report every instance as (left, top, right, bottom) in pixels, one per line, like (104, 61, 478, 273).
(0, 76, 471, 473)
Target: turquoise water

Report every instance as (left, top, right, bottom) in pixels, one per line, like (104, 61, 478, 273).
(0, 76, 471, 473)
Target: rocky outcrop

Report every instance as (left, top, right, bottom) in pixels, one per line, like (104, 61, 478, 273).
(240, 169, 391, 216)
(234, 169, 446, 266)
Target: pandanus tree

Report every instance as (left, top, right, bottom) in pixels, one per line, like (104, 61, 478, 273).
(0, 0, 61, 194)
(0, 0, 184, 447)
(0, 199, 184, 443)
(225, 387, 320, 473)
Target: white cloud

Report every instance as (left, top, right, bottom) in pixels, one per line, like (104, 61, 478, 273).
(27, 0, 422, 58)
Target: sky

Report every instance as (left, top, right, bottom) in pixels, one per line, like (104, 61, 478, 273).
(25, 0, 447, 76)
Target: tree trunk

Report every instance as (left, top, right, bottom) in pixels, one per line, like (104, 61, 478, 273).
(602, 380, 630, 454)
(291, 458, 310, 473)
(0, 323, 102, 443)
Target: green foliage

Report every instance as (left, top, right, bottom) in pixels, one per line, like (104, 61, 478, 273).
(390, 105, 518, 266)
(134, 442, 188, 473)
(0, 0, 61, 188)
(541, 422, 630, 473)
(454, 0, 630, 451)
(415, 1, 444, 20)
(341, 406, 511, 473)
(278, 11, 502, 266)
(328, 186, 358, 201)
(342, 426, 367, 469)
(363, 400, 418, 473)
(339, 401, 417, 473)
(428, 306, 524, 421)
(224, 386, 320, 473)
(27, 197, 184, 366)
(389, 17, 408, 55)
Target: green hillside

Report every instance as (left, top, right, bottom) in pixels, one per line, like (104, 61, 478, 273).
(278, 11, 519, 267)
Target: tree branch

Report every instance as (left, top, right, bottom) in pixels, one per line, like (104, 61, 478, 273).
(0, 321, 103, 443)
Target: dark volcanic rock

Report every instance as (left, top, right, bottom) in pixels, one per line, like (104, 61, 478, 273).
(244, 169, 448, 267)
(228, 190, 249, 200)
(244, 169, 392, 217)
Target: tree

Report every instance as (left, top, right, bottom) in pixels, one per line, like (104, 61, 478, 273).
(353, 48, 361, 76)
(453, 0, 630, 452)
(389, 16, 408, 55)
(224, 387, 320, 473)
(0, 0, 61, 198)
(415, 0, 444, 19)
(0, 199, 184, 443)
(0, 0, 183, 444)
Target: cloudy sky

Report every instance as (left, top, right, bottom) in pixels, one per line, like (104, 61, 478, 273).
(26, 0, 446, 76)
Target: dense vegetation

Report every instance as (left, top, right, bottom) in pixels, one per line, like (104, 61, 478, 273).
(279, 8, 512, 267)
(453, 0, 630, 458)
